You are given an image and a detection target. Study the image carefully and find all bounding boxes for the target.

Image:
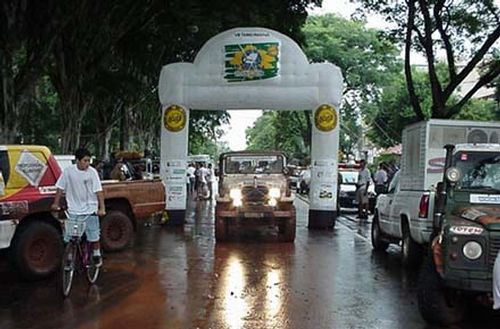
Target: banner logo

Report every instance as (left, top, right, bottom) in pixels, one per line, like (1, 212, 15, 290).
(224, 43, 279, 82)
(164, 105, 186, 132)
(314, 105, 338, 132)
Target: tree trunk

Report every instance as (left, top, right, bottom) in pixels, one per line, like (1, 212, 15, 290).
(0, 55, 21, 144)
(120, 106, 131, 150)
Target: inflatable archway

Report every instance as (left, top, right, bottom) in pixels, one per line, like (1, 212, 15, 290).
(158, 27, 343, 228)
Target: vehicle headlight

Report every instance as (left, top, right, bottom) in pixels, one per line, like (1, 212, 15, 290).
(462, 241, 482, 260)
(269, 187, 280, 198)
(268, 198, 277, 207)
(230, 188, 242, 199)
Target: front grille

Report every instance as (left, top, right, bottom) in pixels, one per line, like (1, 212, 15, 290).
(489, 235, 500, 271)
(242, 186, 268, 202)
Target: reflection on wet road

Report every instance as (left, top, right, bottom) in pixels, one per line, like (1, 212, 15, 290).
(1, 196, 499, 328)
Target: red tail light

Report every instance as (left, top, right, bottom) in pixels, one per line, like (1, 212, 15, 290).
(419, 194, 430, 218)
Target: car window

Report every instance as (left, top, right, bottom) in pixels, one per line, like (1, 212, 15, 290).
(339, 171, 357, 183)
(387, 171, 400, 193)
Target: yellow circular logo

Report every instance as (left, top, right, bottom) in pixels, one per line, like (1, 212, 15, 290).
(314, 104, 337, 132)
(163, 105, 186, 132)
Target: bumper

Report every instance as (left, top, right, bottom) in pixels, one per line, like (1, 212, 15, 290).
(0, 220, 17, 249)
(444, 275, 492, 293)
(217, 209, 295, 219)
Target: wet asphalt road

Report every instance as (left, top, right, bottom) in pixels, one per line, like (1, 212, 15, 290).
(1, 195, 500, 329)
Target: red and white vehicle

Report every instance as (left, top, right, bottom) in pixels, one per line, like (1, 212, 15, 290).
(0, 145, 165, 280)
(372, 119, 500, 267)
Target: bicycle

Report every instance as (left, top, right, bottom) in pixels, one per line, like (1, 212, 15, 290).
(61, 211, 100, 297)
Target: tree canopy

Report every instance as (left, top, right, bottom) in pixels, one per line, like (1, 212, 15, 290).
(0, 0, 321, 157)
(354, 0, 500, 119)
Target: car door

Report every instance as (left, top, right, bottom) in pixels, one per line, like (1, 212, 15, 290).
(378, 172, 400, 235)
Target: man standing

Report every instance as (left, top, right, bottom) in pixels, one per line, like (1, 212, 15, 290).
(374, 162, 388, 195)
(186, 163, 196, 195)
(51, 149, 106, 267)
(356, 159, 372, 219)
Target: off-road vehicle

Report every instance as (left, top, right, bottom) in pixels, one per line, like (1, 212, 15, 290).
(215, 151, 295, 242)
(418, 144, 500, 325)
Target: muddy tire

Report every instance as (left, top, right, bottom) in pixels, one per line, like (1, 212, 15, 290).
(402, 221, 423, 267)
(215, 218, 228, 242)
(101, 210, 133, 252)
(371, 213, 389, 252)
(417, 255, 465, 325)
(280, 216, 296, 242)
(11, 221, 63, 280)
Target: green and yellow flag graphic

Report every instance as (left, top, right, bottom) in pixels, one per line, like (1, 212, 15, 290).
(224, 43, 280, 82)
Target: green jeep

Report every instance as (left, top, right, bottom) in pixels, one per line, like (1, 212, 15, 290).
(418, 144, 500, 325)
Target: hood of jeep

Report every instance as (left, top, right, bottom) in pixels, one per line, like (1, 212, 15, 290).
(221, 174, 286, 190)
(453, 205, 500, 230)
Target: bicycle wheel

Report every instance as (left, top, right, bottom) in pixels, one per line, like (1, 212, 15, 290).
(84, 241, 100, 284)
(86, 257, 100, 284)
(61, 243, 75, 297)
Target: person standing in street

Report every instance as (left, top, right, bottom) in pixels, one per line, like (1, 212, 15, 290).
(356, 159, 372, 220)
(51, 148, 106, 267)
(374, 162, 388, 195)
(186, 163, 196, 195)
(207, 163, 214, 200)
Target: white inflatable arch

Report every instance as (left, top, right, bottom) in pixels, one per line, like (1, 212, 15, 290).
(158, 27, 343, 228)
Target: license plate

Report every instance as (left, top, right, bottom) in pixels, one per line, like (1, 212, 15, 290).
(244, 212, 264, 218)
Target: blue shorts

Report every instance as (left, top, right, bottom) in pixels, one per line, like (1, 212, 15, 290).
(64, 213, 100, 243)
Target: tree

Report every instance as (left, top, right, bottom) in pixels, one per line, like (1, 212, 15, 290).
(365, 63, 499, 146)
(354, 0, 500, 119)
(0, 0, 58, 143)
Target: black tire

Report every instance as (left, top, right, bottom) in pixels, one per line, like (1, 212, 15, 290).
(215, 217, 228, 242)
(371, 213, 389, 252)
(417, 255, 465, 325)
(101, 210, 133, 252)
(61, 243, 75, 297)
(402, 220, 423, 268)
(280, 215, 296, 242)
(86, 258, 100, 284)
(11, 221, 63, 280)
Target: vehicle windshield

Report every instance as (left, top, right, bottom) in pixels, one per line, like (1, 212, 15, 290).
(339, 171, 358, 184)
(455, 152, 500, 191)
(224, 155, 284, 174)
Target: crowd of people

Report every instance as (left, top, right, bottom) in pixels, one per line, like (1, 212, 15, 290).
(186, 162, 215, 201)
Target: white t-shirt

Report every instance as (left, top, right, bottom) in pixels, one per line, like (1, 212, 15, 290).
(358, 168, 372, 187)
(56, 165, 103, 215)
(199, 167, 209, 184)
(375, 169, 388, 185)
(186, 166, 195, 178)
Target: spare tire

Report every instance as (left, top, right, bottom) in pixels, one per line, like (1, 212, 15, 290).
(101, 210, 133, 252)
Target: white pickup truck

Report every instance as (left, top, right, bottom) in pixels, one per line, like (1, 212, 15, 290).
(371, 119, 500, 267)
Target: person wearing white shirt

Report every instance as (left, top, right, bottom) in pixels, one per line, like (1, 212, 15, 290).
(356, 159, 372, 219)
(374, 163, 388, 194)
(186, 164, 196, 194)
(51, 148, 106, 267)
